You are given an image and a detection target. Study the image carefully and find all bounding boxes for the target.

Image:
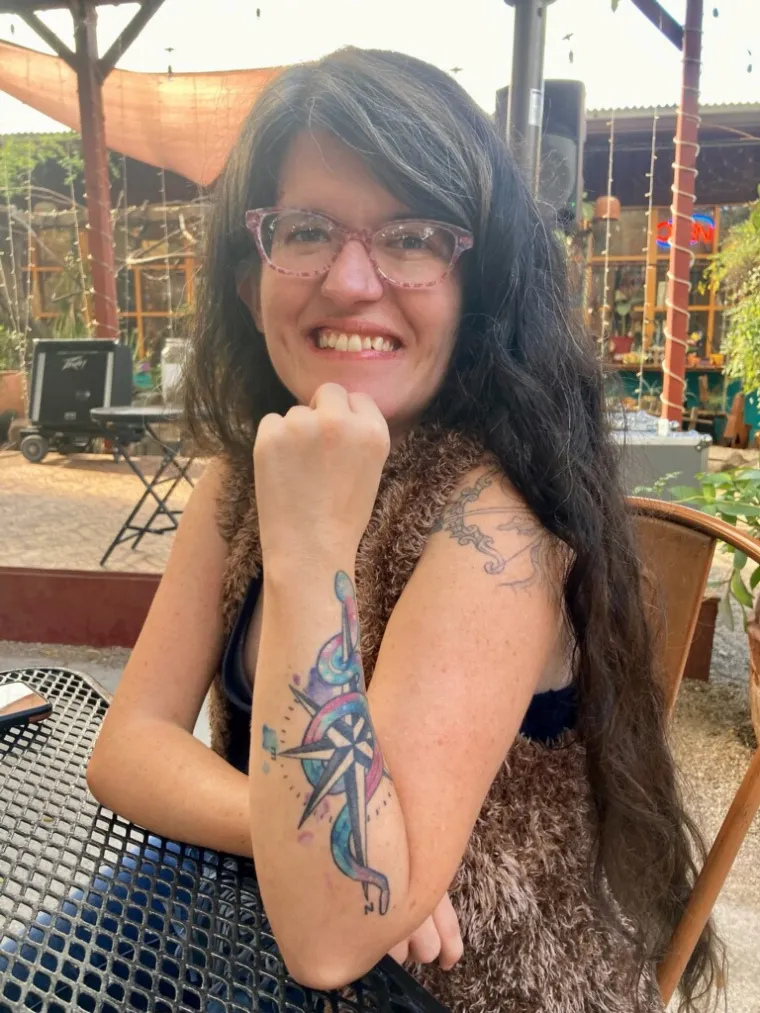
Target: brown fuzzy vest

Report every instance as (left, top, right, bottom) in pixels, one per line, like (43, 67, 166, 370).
(209, 425, 661, 1013)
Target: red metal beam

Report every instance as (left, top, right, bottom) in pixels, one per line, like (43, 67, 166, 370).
(661, 0, 703, 423)
(72, 0, 120, 339)
(630, 0, 684, 50)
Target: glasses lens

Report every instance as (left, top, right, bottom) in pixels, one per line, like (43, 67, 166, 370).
(373, 221, 457, 285)
(259, 211, 339, 274)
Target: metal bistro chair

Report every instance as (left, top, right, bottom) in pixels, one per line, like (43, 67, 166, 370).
(629, 497, 760, 1005)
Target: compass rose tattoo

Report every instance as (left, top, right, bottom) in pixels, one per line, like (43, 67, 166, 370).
(276, 571, 390, 916)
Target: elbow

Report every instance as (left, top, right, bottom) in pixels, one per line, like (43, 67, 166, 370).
(86, 734, 122, 810)
(280, 942, 375, 993)
(285, 958, 361, 994)
(86, 744, 109, 805)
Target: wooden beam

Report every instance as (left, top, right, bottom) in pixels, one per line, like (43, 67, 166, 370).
(19, 10, 76, 70)
(98, 0, 167, 80)
(630, 0, 684, 50)
(72, 0, 120, 339)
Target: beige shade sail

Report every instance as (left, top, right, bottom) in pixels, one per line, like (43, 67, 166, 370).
(0, 40, 282, 186)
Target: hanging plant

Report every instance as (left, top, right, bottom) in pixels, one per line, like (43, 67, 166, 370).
(708, 186, 760, 392)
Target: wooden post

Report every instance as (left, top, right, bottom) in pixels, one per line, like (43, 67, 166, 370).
(661, 0, 703, 422)
(72, 1, 119, 340)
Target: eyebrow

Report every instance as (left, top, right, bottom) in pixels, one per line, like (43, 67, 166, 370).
(276, 206, 429, 226)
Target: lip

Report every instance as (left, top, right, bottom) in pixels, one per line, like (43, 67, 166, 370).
(309, 318, 405, 346)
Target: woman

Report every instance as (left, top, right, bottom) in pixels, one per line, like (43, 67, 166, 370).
(87, 48, 721, 1012)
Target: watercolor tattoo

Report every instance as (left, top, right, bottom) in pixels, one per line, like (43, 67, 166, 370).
(431, 469, 549, 589)
(273, 571, 390, 916)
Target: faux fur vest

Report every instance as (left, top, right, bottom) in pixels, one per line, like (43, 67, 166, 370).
(209, 424, 661, 1013)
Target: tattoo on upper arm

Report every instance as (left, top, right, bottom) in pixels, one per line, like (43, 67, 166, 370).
(267, 571, 391, 916)
(431, 469, 550, 590)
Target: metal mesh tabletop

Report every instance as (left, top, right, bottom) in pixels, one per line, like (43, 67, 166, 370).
(0, 669, 447, 1013)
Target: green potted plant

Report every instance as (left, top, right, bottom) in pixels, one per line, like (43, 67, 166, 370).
(0, 324, 26, 423)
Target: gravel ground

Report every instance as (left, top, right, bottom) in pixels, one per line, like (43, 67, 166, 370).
(668, 548, 759, 1012)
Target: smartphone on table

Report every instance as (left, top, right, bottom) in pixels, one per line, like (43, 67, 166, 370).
(0, 682, 53, 732)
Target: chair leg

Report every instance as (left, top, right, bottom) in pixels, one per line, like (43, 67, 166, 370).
(657, 747, 760, 1004)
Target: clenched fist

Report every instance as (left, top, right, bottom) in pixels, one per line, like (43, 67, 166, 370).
(253, 383, 391, 565)
(388, 893, 463, 971)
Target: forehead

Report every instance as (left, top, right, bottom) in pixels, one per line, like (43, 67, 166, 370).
(276, 130, 409, 228)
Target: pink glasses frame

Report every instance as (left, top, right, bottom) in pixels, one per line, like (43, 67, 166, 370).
(244, 207, 474, 290)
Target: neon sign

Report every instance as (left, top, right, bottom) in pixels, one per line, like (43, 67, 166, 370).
(656, 212, 715, 249)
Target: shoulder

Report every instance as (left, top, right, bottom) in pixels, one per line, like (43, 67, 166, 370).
(427, 463, 564, 595)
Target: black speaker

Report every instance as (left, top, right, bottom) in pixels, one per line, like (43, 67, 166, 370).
(495, 80, 586, 231)
(28, 340, 133, 430)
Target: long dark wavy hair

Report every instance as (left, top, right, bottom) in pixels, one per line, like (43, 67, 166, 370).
(184, 47, 722, 1010)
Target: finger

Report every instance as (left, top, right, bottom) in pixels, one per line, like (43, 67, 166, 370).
(407, 916, 442, 965)
(387, 938, 409, 965)
(346, 390, 379, 415)
(432, 895, 463, 971)
(309, 382, 350, 414)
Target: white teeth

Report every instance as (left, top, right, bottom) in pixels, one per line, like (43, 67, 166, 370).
(315, 329, 398, 352)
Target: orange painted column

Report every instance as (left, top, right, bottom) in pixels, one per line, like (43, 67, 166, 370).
(661, 0, 703, 422)
(73, 2, 119, 339)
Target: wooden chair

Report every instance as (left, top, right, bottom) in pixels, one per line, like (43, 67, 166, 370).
(629, 497, 760, 1004)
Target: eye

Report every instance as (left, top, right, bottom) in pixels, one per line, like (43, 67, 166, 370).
(379, 222, 455, 261)
(286, 225, 331, 244)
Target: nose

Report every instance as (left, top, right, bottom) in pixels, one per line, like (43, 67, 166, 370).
(320, 238, 384, 305)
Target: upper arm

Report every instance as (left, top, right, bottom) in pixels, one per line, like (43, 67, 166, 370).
(367, 466, 566, 912)
(95, 457, 232, 738)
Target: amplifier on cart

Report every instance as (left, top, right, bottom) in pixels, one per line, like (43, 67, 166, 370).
(28, 340, 132, 429)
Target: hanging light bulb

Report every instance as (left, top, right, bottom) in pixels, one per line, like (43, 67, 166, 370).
(165, 47, 174, 80)
(748, 49, 753, 74)
(712, 7, 719, 16)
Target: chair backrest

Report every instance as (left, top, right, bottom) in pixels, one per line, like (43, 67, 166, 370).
(628, 497, 760, 1004)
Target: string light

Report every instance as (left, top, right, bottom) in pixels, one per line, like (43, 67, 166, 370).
(638, 109, 659, 411)
(599, 113, 615, 361)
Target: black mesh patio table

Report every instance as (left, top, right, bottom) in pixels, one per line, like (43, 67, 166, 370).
(0, 668, 448, 1013)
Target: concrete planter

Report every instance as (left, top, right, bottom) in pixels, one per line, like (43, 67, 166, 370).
(0, 370, 26, 417)
(0, 567, 160, 648)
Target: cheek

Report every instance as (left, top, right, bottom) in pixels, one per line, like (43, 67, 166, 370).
(408, 281, 462, 358)
(258, 273, 309, 335)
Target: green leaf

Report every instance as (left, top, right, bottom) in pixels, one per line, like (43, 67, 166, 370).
(703, 484, 716, 502)
(718, 592, 735, 630)
(670, 486, 704, 502)
(733, 469, 760, 482)
(734, 550, 748, 570)
(714, 501, 760, 517)
(731, 569, 754, 608)
(700, 472, 735, 486)
(750, 566, 760, 590)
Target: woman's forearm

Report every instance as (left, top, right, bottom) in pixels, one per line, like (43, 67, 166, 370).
(87, 717, 253, 857)
(249, 557, 413, 988)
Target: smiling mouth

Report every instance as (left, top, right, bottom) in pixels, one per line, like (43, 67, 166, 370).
(311, 328, 401, 354)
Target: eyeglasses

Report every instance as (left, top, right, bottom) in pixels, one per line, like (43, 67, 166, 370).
(244, 207, 474, 289)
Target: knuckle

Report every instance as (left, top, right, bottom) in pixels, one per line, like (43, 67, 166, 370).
(408, 920, 442, 964)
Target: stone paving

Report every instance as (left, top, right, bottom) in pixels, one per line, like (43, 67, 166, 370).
(0, 448, 206, 572)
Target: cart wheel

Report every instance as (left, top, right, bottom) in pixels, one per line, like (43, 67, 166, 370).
(20, 434, 50, 464)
